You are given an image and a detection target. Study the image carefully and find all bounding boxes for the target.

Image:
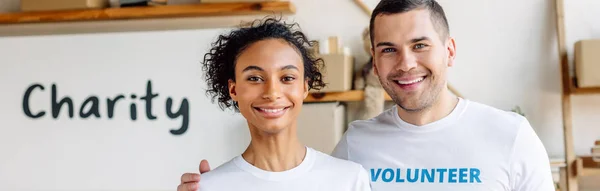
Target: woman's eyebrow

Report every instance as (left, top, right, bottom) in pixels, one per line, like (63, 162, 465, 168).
(242, 65, 263, 72)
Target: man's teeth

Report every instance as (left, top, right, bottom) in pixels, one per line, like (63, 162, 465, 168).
(260, 108, 285, 113)
(396, 77, 424, 85)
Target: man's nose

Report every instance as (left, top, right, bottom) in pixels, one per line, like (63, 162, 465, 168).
(395, 49, 418, 72)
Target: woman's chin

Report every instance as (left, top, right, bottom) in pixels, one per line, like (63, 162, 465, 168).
(251, 121, 290, 135)
(257, 126, 287, 135)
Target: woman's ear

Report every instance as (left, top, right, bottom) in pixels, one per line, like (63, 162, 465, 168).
(303, 79, 309, 99)
(228, 79, 237, 101)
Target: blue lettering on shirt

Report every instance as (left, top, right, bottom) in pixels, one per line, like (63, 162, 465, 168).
(407, 168, 419, 183)
(371, 168, 382, 182)
(395, 169, 405, 182)
(459, 168, 468, 183)
(370, 168, 483, 184)
(436, 169, 447, 183)
(421, 169, 435, 183)
(470, 168, 482, 183)
(448, 168, 458, 183)
(382, 169, 394, 182)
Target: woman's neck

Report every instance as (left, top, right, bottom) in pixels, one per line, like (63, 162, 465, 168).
(241, 123, 306, 172)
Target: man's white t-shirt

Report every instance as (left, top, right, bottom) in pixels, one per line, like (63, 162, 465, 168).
(199, 147, 372, 191)
(332, 98, 555, 191)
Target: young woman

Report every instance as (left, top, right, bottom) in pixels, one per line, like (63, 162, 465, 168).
(196, 18, 371, 191)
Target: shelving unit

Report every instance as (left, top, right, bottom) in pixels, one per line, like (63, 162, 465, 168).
(0, 2, 295, 24)
(304, 90, 392, 103)
(0, 2, 295, 36)
(570, 84, 600, 94)
(304, 85, 464, 103)
(554, 0, 600, 190)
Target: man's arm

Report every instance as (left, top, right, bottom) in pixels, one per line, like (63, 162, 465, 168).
(510, 119, 555, 191)
(177, 160, 211, 191)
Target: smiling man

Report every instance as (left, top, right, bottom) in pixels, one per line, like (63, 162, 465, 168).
(329, 0, 554, 190)
(177, 0, 555, 190)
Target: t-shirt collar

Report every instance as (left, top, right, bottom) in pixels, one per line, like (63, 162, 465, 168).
(233, 146, 315, 181)
(392, 97, 468, 133)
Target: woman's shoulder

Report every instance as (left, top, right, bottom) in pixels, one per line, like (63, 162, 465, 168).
(310, 148, 367, 174)
(309, 148, 371, 190)
(200, 157, 245, 186)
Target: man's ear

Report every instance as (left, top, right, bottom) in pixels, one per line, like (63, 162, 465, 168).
(370, 47, 375, 57)
(446, 37, 457, 67)
(371, 49, 378, 75)
(228, 79, 237, 101)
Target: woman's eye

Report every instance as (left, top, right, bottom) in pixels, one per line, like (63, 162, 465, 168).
(282, 76, 295, 82)
(248, 76, 263, 82)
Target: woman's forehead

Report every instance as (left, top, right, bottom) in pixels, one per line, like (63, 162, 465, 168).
(235, 39, 304, 72)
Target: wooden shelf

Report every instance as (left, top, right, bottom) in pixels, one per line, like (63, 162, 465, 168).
(304, 90, 392, 103)
(575, 156, 600, 177)
(0, 2, 295, 24)
(566, 77, 600, 95)
(571, 87, 600, 95)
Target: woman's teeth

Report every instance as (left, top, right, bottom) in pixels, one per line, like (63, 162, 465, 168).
(260, 108, 285, 113)
(395, 77, 425, 85)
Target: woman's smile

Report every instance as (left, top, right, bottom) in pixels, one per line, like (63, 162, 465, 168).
(253, 105, 292, 119)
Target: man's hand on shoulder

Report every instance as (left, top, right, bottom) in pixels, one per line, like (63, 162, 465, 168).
(177, 160, 211, 191)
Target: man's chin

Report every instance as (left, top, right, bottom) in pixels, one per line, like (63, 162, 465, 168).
(397, 103, 426, 113)
(391, 96, 428, 113)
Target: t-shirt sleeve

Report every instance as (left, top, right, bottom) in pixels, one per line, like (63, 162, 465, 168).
(353, 165, 372, 191)
(509, 118, 555, 191)
(331, 131, 350, 160)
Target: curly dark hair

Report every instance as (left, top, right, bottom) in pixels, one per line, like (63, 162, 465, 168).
(201, 17, 326, 111)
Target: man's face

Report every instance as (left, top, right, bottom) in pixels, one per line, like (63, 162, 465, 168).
(371, 9, 456, 112)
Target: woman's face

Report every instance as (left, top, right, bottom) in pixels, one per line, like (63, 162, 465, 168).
(229, 38, 308, 134)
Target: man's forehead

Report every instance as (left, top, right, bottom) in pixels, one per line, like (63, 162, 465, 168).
(372, 9, 438, 42)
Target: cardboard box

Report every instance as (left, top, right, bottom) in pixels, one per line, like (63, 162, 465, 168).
(201, 0, 280, 3)
(311, 54, 354, 92)
(297, 102, 346, 155)
(21, 0, 108, 11)
(575, 39, 600, 88)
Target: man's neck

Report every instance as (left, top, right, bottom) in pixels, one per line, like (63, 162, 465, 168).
(241, 124, 306, 172)
(397, 89, 459, 126)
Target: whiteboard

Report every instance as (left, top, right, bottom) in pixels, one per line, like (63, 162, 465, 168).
(0, 29, 251, 191)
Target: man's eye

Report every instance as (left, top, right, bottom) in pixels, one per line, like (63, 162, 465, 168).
(414, 44, 427, 49)
(382, 48, 396, 53)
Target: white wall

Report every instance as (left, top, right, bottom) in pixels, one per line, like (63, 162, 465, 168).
(1, 0, 600, 190)
(437, 0, 600, 158)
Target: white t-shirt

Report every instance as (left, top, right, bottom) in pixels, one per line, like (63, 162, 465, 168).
(332, 98, 555, 191)
(199, 147, 372, 191)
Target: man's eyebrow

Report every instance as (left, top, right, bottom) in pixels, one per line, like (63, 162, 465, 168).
(376, 42, 395, 47)
(410, 36, 430, 43)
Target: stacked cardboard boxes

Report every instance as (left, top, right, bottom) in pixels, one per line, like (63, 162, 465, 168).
(575, 39, 600, 88)
(297, 102, 346, 155)
(21, 0, 108, 11)
(202, 0, 281, 2)
(310, 36, 355, 93)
